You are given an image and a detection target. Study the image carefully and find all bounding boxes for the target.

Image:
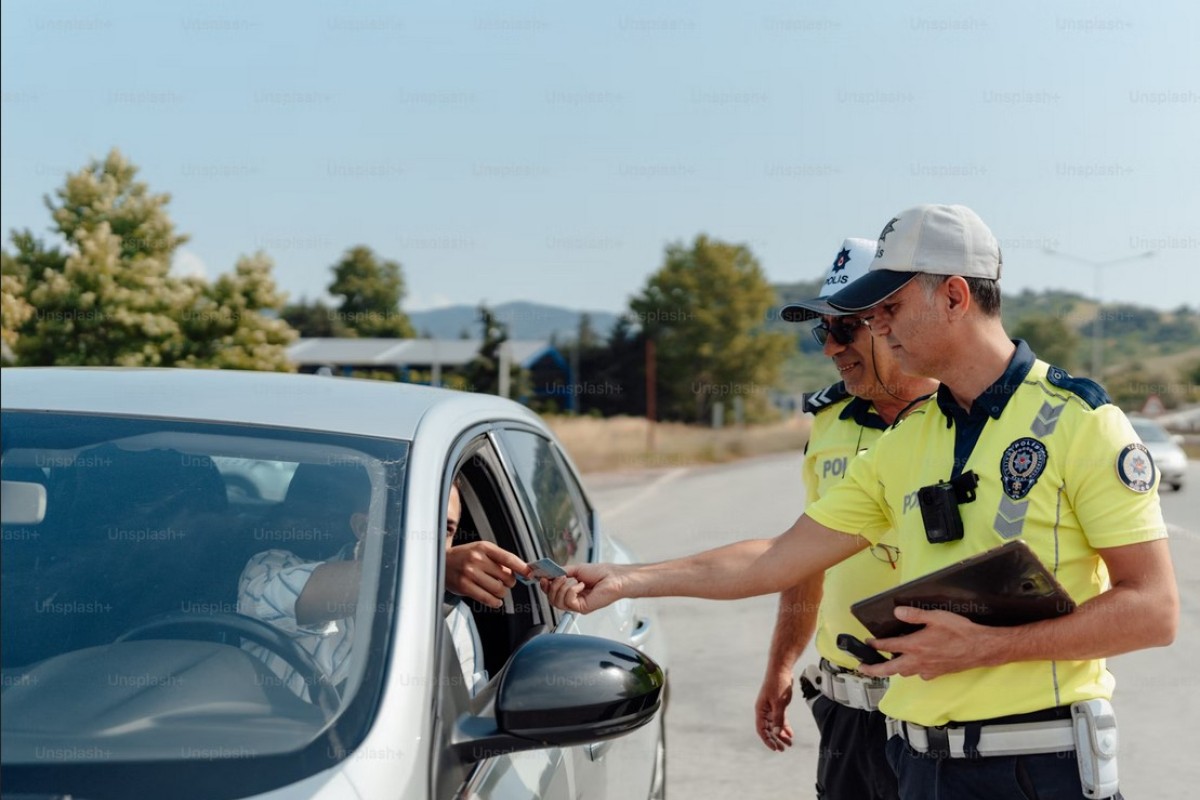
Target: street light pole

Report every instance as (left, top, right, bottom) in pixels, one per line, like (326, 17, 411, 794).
(1042, 248, 1155, 378)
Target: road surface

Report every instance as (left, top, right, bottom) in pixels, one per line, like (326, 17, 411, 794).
(585, 455, 1199, 799)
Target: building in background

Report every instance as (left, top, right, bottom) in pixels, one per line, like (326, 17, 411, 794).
(286, 338, 570, 406)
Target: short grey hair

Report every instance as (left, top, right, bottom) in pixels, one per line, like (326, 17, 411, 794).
(917, 273, 1001, 317)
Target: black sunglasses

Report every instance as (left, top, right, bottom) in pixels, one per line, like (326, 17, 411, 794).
(811, 317, 867, 347)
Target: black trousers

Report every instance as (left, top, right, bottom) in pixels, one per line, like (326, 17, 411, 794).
(800, 675, 899, 800)
(884, 731, 1124, 800)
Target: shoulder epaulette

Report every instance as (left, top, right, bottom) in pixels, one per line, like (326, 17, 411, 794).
(1045, 365, 1110, 409)
(802, 381, 850, 414)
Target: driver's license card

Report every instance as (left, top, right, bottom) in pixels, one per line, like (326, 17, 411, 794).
(517, 557, 567, 585)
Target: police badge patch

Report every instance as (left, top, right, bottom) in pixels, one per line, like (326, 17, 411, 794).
(1116, 443, 1156, 493)
(833, 247, 851, 272)
(1000, 437, 1048, 500)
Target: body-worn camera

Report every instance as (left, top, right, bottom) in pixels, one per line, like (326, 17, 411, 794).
(917, 471, 979, 544)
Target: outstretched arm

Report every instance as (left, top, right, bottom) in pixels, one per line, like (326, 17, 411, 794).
(546, 514, 865, 614)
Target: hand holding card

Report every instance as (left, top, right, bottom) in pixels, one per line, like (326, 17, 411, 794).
(517, 557, 567, 585)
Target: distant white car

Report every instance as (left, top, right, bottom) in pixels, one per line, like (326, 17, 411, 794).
(1129, 415, 1187, 492)
(1, 368, 669, 800)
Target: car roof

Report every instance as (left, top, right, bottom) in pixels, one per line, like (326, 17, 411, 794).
(0, 367, 546, 441)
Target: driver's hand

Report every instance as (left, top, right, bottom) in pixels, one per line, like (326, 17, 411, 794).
(446, 541, 530, 608)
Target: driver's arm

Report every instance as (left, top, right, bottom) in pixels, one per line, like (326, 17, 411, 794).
(237, 549, 355, 632)
(294, 560, 363, 626)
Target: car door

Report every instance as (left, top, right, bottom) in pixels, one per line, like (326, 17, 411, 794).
(436, 433, 577, 800)
(494, 427, 665, 800)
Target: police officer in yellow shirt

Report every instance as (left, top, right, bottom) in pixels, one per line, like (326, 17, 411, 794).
(756, 238, 936, 800)
(546, 204, 1178, 800)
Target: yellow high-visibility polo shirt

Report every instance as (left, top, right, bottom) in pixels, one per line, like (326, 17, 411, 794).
(801, 384, 903, 671)
(807, 343, 1167, 726)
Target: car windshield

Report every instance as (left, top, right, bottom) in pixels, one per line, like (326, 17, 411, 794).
(1130, 419, 1171, 443)
(1, 411, 408, 789)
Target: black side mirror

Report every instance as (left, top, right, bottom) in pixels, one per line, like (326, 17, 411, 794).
(451, 634, 664, 764)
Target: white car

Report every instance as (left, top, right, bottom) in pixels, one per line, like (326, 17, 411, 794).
(1129, 415, 1187, 492)
(0, 368, 669, 800)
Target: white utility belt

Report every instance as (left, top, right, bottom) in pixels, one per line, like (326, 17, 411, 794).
(888, 700, 1120, 797)
(886, 714, 1076, 759)
(803, 660, 888, 712)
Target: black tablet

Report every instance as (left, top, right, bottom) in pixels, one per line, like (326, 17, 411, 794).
(850, 540, 1076, 640)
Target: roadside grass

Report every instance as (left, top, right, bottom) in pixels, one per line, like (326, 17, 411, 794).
(548, 416, 1198, 474)
(545, 414, 812, 474)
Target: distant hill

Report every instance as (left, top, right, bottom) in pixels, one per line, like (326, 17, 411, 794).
(767, 281, 1200, 399)
(409, 301, 621, 342)
(410, 290, 1197, 378)
(399, 286, 1194, 412)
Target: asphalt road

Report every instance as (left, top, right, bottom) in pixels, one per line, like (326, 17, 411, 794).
(585, 454, 1200, 800)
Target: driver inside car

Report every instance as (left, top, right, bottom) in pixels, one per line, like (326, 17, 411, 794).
(238, 473, 528, 701)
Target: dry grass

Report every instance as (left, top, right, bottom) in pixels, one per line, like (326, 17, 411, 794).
(545, 414, 812, 474)
(1115, 345, 1200, 375)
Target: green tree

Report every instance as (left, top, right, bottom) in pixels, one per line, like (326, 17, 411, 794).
(2, 232, 60, 358)
(1012, 315, 1080, 372)
(577, 315, 645, 417)
(576, 312, 599, 350)
(6, 150, 191, 365)
(48, 149, 188, 264)
(461, 304, 531, 398)
(282, 297, 343, 338)
(1, 272, 34, 356)
(1181, 360, 1200, 407)
(1105, 365, 1165, 411)
(629, 234, 791, 423)
(327, 245, 414, 337)
(20, 221, 191, 366)
(2, 229, 67, 283)
(463, 305, 510, 394)
(178, 252, 296, 370)
(4, 148, 297, 369)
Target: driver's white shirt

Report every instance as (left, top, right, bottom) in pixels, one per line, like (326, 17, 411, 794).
(238, 548, 483, 700)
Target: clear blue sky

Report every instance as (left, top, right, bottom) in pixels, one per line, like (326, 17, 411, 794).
(3, 0, 1197, 314)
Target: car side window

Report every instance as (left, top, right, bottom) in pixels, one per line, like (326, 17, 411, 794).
(451, 438, 557, 679)
(496, 430, 591, 567)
